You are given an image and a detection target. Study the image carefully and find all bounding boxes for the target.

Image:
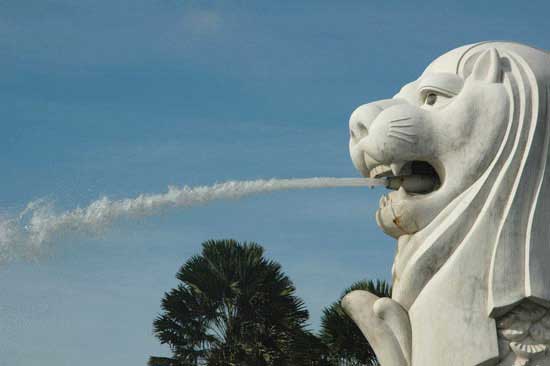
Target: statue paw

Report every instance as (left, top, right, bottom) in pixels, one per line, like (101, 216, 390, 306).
(342, 290, 411, 366)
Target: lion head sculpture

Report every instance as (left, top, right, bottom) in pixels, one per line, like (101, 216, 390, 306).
(344, 42, 550, 366)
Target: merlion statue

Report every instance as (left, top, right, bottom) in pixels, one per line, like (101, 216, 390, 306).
(342, 41, 550, 366)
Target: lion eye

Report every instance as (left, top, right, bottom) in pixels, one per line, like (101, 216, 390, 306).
(425, 92, 438, 106)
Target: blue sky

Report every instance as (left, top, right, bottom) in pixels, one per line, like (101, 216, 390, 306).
(2, 0, 550, 365)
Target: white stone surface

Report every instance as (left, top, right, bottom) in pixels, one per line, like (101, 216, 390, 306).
(342, 42, 550, 366)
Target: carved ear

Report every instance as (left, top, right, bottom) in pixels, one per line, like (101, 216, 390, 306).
(471, 48, 502, 83)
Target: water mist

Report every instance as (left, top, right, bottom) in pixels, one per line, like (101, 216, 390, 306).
(0, 177, 384, 262)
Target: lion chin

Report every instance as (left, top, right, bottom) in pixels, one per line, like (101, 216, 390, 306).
(349, 45, 509, 239)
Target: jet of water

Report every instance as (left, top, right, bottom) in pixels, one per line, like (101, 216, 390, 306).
(0, 177, 384, 262)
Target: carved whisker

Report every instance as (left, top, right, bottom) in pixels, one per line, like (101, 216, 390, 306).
(389, 128, 417, 137)
(389, 117, 412, 123)
(388, 128, 417, 138)
(387, 132, 416, 144)
(389, 123, 414, 128)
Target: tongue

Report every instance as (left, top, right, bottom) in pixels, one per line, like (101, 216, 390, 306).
(386, 175, 438, 193)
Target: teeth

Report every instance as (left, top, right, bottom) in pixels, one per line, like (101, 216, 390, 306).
(398, 186, 408, 197)
(369, 165, 392, 179)
(379, 195, 387, 207)
(369, 165, 384, 178)
(391, 162, 406, 176)
(369, 162, 411, 179)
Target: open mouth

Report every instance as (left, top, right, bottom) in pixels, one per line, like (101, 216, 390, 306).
(370, 161, 442, 194)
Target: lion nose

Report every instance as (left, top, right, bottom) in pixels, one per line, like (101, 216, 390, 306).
(349, 104, 383, 142)
(349, 99, 409, 143)
(350, 119, 369, 140)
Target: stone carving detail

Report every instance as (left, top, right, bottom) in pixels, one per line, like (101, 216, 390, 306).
(497, 300, 550, 366)
(342, 41, 550, 366)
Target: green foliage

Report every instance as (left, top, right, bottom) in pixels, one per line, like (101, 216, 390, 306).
(289, 329, 332, 366)
(319, 279, 392, 366)
(149, 239, 310, 366)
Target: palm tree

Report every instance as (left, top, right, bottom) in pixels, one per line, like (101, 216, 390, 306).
(320, 280, 391, 366)
(149, 239, 309, 366)
(290, 329, 332, 366)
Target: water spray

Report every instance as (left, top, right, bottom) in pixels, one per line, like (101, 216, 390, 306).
(0, 177, 385, 262)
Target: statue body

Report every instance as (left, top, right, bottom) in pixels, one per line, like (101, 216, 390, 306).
(343, 42, 550, 366)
